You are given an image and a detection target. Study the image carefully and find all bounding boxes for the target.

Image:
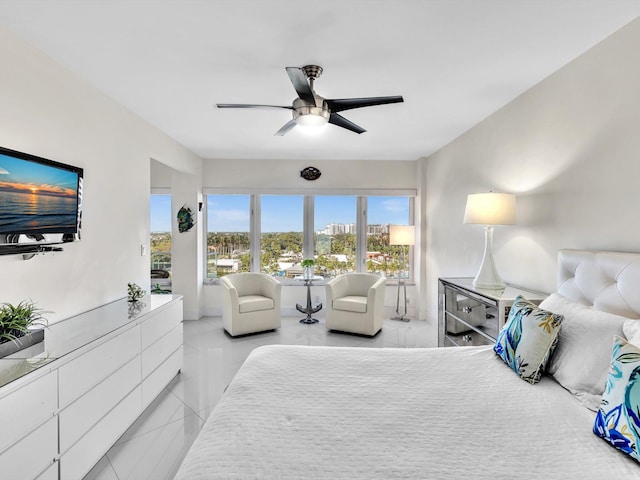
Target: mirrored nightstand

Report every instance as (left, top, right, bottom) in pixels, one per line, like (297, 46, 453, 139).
(438, 277, 546, 347)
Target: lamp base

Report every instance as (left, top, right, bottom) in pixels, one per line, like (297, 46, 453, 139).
(472, 225, 506, 291)
(393, 249, 411, 321)
(472, 279, 506, 290)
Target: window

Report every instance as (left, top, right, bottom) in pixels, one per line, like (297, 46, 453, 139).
(314, 196, 357, 276)
(204, 193, 414, 283)
(206, 194, 251, 278)
(150, 194, 172, 292)
(260, 195, 303, 277)
(366, 196, 411, 279)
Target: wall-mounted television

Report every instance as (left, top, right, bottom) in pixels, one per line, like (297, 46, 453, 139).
(0, 146, 83, 247)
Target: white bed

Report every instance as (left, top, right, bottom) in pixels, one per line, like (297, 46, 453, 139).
(175, 250, 640, 479)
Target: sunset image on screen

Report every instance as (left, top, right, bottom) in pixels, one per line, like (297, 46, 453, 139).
(0, 179, 77, 198)
(0, 153, 79, 234)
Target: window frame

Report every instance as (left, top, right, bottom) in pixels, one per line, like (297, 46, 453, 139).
(203, 189, 415, 285)
(205, 193, 252, 278)
(150, 188, 173, 272)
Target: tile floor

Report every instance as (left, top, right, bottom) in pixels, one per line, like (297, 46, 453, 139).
(84, 315, 437, 480)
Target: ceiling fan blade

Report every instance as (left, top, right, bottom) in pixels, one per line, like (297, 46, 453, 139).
(285, 67, 315, 104)
(274, 119, 297, 136)
(326, 96, 404, 113)
(329, 113, 366, 134)
(217, 103, 292, 109)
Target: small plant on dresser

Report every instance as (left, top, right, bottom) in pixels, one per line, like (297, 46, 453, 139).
(0, 300, 47, 357)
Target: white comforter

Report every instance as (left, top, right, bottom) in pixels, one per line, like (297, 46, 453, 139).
(175, 345, 640, 479)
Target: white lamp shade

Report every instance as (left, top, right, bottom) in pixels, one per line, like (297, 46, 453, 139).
(389, 225, 415, 246)
(463, 193, 516, 225)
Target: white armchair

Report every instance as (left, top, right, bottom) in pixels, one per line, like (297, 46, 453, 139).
(325, 273, 386, 336)
(221, 273, 281, 337)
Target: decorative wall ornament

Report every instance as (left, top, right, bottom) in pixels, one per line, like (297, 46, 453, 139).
(177, 205, 195, 233)
(300, 166, 321, 181)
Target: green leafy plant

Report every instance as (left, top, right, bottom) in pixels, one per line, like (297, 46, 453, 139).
(127, 283, 146, 302)
(0, 300, 48, 345)
(301, 258, 315, 268)
(150, 283, 171, 294)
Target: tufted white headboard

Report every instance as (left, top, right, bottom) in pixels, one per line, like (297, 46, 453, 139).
(557, 249, 640, 319)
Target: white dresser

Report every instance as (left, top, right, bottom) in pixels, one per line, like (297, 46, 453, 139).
(0, 295, 183, 480)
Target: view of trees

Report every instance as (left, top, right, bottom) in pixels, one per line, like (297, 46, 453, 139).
(150, 232, 172, 272)
(204, 230, 406, 278)
(151, 227, 409, 279)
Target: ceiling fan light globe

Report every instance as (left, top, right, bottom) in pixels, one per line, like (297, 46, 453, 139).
(297, 122, 328, 136)
(295, 113, 329, 127)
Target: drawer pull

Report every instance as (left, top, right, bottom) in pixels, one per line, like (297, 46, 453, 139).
(462, 306, 473, 314)
(462, 334, 472, 342)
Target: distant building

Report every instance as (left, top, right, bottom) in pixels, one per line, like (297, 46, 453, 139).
(367, 224, 389, 235)
(367, 251, 390, 262)
(216, 258, 241, 272)
(316, 223, 356, 235)
(317, 223, 390, 235)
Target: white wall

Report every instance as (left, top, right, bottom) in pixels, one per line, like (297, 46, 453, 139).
(201, 158, 417, 192)
(0, 26, 202, 322)
(424, 18, 640, 322)
(171, 171, 204, 320)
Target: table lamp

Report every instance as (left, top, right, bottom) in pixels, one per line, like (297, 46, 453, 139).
(463, 192, 516, 290)
(389, 225, 415, 321)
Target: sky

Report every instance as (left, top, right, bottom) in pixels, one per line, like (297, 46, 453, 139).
(0, 153, 78, 198)
(150, 194, 410, 232)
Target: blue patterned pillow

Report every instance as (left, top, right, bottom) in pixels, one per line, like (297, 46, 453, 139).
(594, 336, 640, 462)
(494, 295, 563, 384)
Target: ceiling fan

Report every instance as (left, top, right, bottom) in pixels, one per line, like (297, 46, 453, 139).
(217, 65, 404, 136)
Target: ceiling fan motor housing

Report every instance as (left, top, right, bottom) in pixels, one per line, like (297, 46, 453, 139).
(292, 96, 329, 125)
(302, 65, 323, 80)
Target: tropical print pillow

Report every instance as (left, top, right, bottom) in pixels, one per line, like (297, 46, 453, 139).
(493, 295, 563, 384)
(594, 336, 640, 462)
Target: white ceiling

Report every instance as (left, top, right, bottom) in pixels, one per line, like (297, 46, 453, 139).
(0, 1, 638, 161)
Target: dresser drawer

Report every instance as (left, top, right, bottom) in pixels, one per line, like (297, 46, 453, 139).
(60, 386, 142, 480)
(0, 416, 57, 480)
(445, 309, 499, 340)
(142, 346, 182, 408)
(444, 315, 496, 346)
(0, 370, 57, 453)
(59, 355, 142, 452)
(35, 461, 58, 480)
(141, 300, 182, 351)
(58, 325, 141, 407)
(142, 323, 182, 379)
(444, 288, 493, 330)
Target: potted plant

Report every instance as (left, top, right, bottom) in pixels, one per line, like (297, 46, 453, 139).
(127, 283, 146, 302)
(0, 300, 47, 358)
(301, 258, 315, 280)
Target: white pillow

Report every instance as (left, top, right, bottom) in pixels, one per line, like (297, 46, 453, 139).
(623, 319, 640, 346)
(539, 293, 628, 411)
